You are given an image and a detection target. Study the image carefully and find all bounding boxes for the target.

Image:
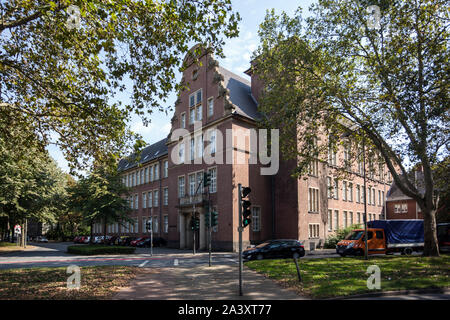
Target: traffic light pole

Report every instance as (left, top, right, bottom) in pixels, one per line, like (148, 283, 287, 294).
(238, 183, 243, 296)
(208, 188, 212, 267)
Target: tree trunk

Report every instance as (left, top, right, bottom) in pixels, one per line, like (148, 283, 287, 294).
(422, 208, 439, 256)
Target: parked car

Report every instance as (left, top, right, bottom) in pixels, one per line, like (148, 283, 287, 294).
(131, 237, 149, 247)
(437, 223, 450, 253)
(36, 236, 48, 243)
(117, 236, 129, 246)
(242, 239, 305, 261)
(123, 237, 137, 246)
(82, 236, 91, 244)
(106, 236, 120, 245)
(136, 237, 167, 248)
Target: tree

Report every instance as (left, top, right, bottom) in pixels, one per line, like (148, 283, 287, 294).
(68, 166, 132, 244)
(0, 0, 240, 172)
(254, 1, 448, 256)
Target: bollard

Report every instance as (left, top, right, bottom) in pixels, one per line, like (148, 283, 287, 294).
(293, 258, 302, 282)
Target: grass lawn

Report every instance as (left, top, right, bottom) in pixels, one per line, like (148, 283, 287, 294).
(245, 255, 450, 299)
(0, 266, 139, 299)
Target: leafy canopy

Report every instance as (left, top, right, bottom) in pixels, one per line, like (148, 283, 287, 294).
(0, 0, 240, 172)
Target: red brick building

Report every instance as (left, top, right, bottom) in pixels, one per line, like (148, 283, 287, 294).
(385, 172, 424, 220)
(101, 45, 392, 252)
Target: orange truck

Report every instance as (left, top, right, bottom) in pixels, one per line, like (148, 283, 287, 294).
(336, 220, 424, 256)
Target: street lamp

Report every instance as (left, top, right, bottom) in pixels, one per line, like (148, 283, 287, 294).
(340, 130, 369, 260)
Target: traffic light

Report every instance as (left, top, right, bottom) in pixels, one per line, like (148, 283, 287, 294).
(146, 220, 151, 232)
(211, 211, 218, 227)
(191, 217, 200, 230)
(240, 186, 251, 228)
(203, 172, 211, 187)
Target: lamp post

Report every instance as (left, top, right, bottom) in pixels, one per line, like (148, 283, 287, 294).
(341, 130, 368, 260)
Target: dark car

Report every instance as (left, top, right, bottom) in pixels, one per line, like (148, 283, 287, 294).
(137, 237, 167, 248)
(437, 223, 450, 253)
(242, 239, 305, 261)
(123, 237, 137, 246)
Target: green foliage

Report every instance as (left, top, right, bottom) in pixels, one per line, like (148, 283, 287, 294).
(255, 0, 448, 255)
(68, 166, 133, 237)
(0, 0, 240, 172)
(67, 244, 135, 255)
(324, 224, 362, 249)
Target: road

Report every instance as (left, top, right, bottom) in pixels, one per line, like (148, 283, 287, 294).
(0, 242, 244, 269)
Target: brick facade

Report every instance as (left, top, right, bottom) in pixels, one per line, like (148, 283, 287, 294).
(105, 45, 392, 252)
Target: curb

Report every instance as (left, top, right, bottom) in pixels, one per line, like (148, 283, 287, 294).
(326, 287, 450, 300)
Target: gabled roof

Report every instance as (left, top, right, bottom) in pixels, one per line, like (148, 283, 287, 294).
(218, 66, 261, 121)
(118, 138, 168, 172)
(386, 171, 426, 201)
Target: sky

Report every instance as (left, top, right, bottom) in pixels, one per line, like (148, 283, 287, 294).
(47, 0, 317, 173)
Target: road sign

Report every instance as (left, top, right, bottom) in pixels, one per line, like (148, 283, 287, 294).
(14, 225, 21, 234)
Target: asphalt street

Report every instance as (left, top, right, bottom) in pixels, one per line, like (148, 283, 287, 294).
(0, 242, 244, 269)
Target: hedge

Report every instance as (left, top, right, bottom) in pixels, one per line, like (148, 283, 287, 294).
(67, 245, 136, 255)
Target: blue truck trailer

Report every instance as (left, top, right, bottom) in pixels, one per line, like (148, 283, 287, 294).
(336, 219, 424, 256)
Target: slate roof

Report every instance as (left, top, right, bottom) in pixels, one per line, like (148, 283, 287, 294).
(118, 138, 168, 172)
(218, 66, 261, 121)
(386, 171, 426, 200)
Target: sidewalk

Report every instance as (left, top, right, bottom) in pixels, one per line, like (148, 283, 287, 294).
(113, 264, 306, 300)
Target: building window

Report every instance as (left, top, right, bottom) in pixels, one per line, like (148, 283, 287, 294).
(333, 178, 339, 200)
(144, 167, 148, 184)
(189, 173, 196, 196)
(149, 165, 154, 182)
(196, 104, 202, 121)
(196, 171, 204, 192)
(356, 185, 360, 203)
(179, 143, 185, 164)
(372, 189, 376, 207)
(148, 191, 152, 208)
(309, 224, 320, 239)
(208, 97, 214, 117)
(190, 108, 195, 124)
(252, 207, 261, 232)
(178, 176, 185, 198)
(136, 171, 140, 185)
(348, 183, 353, 202)
(190, 94, 195, 107)
(164, 215, 168, 233)
(190, 138, 195, 161)
(210, 130, 216, 154)
(134, 218, 139, 234)
(334, 210, 339, 230)
(140, 169, 144, 185)
(208, 167, 217, 193)
(344, 143, 351, 170)
(143, 192, 147, 209)
(163, 187, 168, 206)
(357, 212, 361, 224)
(134, 194, 138, 210)
(154, 190, 159, 207)
(154, 163, 159, 180)
(195, 135, 203, 158)
(308, 188, 319, 213)
(164, 160, 168, 178)
(308, 159, 319, 177)
(180, 112, 186, 128)
(328, 209, 332, 231)
(343, 211, 348, 228)
(343, 181, 347, 201)
(328, 143, 337, 166)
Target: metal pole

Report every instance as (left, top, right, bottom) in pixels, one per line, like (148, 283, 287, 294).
(150, 211, 153, 257)
(238, 183, 243, 296)
(193, 202, 196, 255)
(363, 137, 368, 260)
(208, 187, 212, 267)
